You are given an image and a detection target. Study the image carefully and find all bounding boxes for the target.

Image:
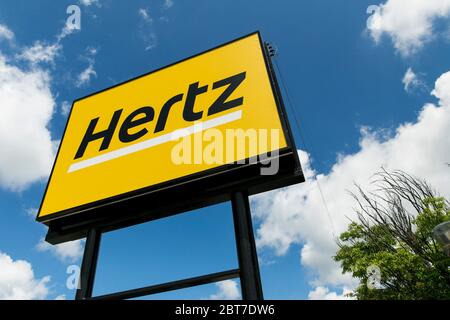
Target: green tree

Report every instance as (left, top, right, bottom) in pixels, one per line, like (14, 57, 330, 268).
(334, 170, 450, 299)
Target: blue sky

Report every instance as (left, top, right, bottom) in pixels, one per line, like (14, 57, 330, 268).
(0, 0, 449, 300)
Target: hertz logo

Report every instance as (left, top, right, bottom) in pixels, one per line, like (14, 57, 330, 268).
(70, 72, 246, 172)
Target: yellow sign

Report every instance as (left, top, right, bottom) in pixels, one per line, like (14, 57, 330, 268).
(37, 32, 288, 221)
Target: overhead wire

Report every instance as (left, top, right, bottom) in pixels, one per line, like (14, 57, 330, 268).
(272, 54, 337, 238)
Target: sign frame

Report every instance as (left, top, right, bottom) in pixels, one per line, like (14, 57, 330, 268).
(38, 31, 304, 244)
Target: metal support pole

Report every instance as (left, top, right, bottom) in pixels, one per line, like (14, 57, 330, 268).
(75, 228, 102, 300)
(231, 190, 264, 300)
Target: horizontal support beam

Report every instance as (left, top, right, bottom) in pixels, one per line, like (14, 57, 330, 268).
(89, 268, 240, 300)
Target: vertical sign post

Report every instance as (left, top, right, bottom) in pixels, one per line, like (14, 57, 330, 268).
(75, 228, 102, 300)
(231, 191, 264, 300)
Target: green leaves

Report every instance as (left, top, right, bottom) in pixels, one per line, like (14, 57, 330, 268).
(334, 171, 450, 299)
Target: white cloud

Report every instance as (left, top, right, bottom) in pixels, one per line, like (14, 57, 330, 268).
(366, 0, 450, 56)
(402, 67, 424, 92)
(432, 70, 450, 104)
(76, 47, 98, 87)
(60, 101, 71, 116)
(54, 294, 66, 300)
(251, 70, 450, 295)
(139, 8, 153, 23)
(26, 207, 38, 218)
(16, 41, 61, 65)
(163, 0, 174, 9)
(86, 46, 97, 56)
(17, 11, 77, 61)
(0, 54, 56, 191)
(209, 280, 241, 300)
(138, 8, 157, 50)
(76, 64, 96, 87)
(144, 33, 157, 51)
(0, 252, 50, 299)
(21, 4, 80, 50)
(36, 238, 84, 263)
(57, 24, 78, 42)
(79, 0, 100, 6)
(0, 24, 14, 41)
(308, 286, 353, 300)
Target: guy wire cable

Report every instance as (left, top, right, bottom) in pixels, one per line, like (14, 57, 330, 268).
(272, 56, 337, 238)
